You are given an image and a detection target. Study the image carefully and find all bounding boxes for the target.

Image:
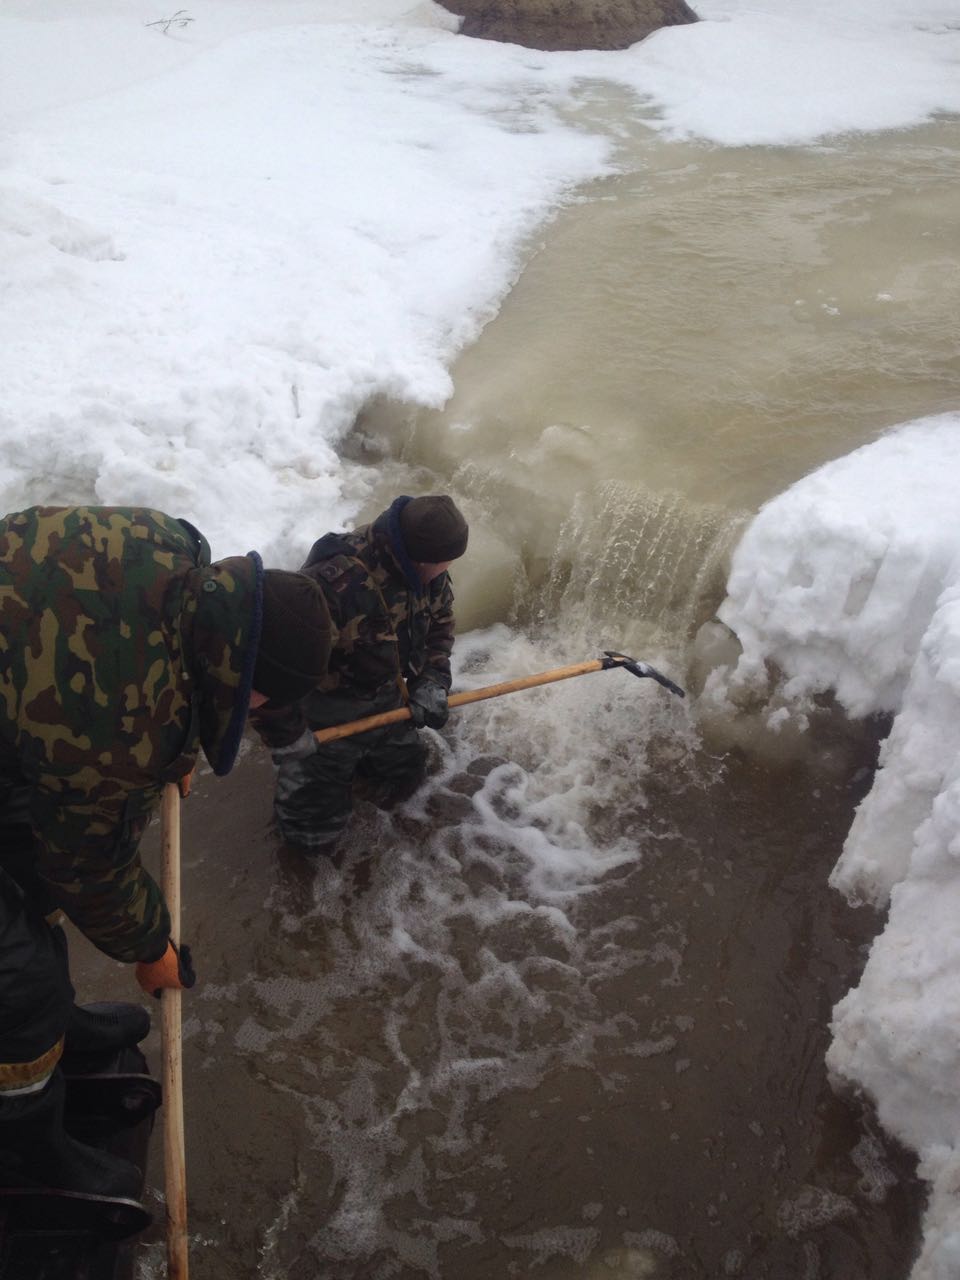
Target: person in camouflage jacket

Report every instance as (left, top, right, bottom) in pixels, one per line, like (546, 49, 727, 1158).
(252, 494, 469, 853)
(0, 505, 332, 1201)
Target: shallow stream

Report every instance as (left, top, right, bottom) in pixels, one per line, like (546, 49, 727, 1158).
(75, 102, 960, 1279)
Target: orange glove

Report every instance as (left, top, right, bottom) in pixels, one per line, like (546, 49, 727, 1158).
(136, 940, 196, 999)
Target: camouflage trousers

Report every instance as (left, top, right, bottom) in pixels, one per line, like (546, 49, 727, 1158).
(273, 690, 427, 852)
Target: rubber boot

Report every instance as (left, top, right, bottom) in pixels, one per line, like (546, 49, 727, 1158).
(0, 1070, 141, 1200)
(64, 1003, 151, 1058)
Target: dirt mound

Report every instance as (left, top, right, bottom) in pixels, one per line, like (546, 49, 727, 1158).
(440, 0, 698, 52)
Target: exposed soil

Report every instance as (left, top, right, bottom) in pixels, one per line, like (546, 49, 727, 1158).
(439, 0, 698, 52)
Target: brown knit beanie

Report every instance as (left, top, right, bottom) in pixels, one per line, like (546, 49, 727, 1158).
(399, 495, 468, 563)
(254, 570, 333, 704)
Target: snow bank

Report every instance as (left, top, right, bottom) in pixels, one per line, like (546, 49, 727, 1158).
(2, 0, 957, 574)
(0, 0, 609, 563)
(712, 413, 960, 1279)
(604, 0, 960, 146)
(3, 1, 959, 567)
(510, 0, 960, 146)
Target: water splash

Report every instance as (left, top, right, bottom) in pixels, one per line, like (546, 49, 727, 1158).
(535, 479, 746, 642)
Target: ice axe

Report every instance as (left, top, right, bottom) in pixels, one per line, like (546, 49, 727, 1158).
(313, 651, 684, 746)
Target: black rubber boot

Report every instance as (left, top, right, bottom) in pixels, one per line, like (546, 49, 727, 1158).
(63, 1003, 151, 1058)
(0, 1070, 141, 1200)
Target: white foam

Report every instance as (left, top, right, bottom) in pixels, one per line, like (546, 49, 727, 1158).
(776, 1185, 856, 1237)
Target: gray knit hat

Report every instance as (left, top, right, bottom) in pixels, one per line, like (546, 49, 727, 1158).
(254, 570, 333, 704)
(399, 495, 468, 563)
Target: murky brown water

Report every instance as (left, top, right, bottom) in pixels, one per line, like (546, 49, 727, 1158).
(74, 716, 920, 1280)
(72, 109, 960, 1278)
(351, 119, 960, 638)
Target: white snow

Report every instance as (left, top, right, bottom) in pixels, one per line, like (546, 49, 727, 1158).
(713, 414, 960, 1278)
(600, 0, 960, 146)
(3, 0, 960, 1274)
(0, 0, 611, 561)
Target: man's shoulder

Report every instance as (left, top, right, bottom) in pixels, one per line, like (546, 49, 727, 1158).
(304, 530, 357, 564)
(300, 541, 370, 609)
(314, 557, 354, 585)
(302, 529, 374, 589)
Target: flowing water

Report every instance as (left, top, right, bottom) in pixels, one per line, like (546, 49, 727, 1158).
(74, 105, 960, 1279)
(350, 114, 960, 638)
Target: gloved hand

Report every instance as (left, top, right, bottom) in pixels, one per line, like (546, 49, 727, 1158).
(270, 727, 318, 768)
(136, 940, 196, 999)
(407, 679, 449, 730)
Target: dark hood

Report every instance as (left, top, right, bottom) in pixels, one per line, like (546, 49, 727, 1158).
(183, 551, 263, 776)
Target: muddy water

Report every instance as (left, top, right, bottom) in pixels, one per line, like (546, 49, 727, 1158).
(73, 722, 920, 1280)
(353, 120, 960, 637)
(73, 115, 960, 1278)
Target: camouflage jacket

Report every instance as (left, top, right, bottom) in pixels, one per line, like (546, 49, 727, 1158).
(0, 507, 263, 963)
(252, 500, 455, 747)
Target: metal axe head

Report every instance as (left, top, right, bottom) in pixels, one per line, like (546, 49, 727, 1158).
(601, 650, 685, 698)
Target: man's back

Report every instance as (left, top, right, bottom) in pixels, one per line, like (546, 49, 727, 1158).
(0, 506, 203, 784)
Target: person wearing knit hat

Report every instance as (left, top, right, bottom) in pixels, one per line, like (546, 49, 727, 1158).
(398, 495, 469, 564)
(0, 505, 333, 1208)
(250, 494, 469, 855)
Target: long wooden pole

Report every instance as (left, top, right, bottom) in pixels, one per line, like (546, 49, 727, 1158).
(160, 782, 189, 1280)
(314, 659, 606, 746)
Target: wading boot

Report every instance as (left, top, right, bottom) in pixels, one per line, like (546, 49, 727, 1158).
(63, 1003, 151, 1059)
(0, 1069, 141, 1201)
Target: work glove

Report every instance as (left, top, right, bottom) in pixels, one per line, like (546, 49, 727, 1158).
(270, 727, 318, 768)
(136, 940, 196, 999)
(407, 679, 449, 730)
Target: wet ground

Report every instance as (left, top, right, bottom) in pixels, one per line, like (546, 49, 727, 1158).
(71, 716, 924, 1280)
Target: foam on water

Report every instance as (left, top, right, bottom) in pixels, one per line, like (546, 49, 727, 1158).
(213, 614, 921, 1272)
(222, 624, 698, 1275)
(776, 1185, 857, 1238)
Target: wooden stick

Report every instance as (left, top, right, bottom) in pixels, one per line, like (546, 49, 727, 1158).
(160, 782, 189, 1280)
(314, 659, 605, 745)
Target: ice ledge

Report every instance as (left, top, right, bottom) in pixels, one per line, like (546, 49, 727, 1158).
(707, 411, 960, 1279)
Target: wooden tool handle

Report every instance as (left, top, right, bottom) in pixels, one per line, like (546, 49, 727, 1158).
(313, 659, 604, 745)
(161, 783, 189, 1280)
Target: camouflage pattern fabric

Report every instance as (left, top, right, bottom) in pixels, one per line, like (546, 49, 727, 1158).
(252, 507, 455, 752)
(273, 690, 426, 850)
(0, 506, 263, 962)
(251, 503, 456, 845)
(306, 510, 455, 697)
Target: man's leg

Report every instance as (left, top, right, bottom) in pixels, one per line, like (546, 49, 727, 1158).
(0, 870, 141, 1199)
(274, 738, 362, 853)
(0, 774, 149, 1062)
(0, 866, 71, 1091)
(356, 721, 429, 808)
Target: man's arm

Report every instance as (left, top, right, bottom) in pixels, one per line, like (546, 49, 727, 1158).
(420, 575, 456, 691)
(248, 698, 310, 751)
(405, 576, 456, 730)
(31, 786, 170, 964)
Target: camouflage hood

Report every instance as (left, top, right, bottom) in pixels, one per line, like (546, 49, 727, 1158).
(183, 550, 264, 777)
